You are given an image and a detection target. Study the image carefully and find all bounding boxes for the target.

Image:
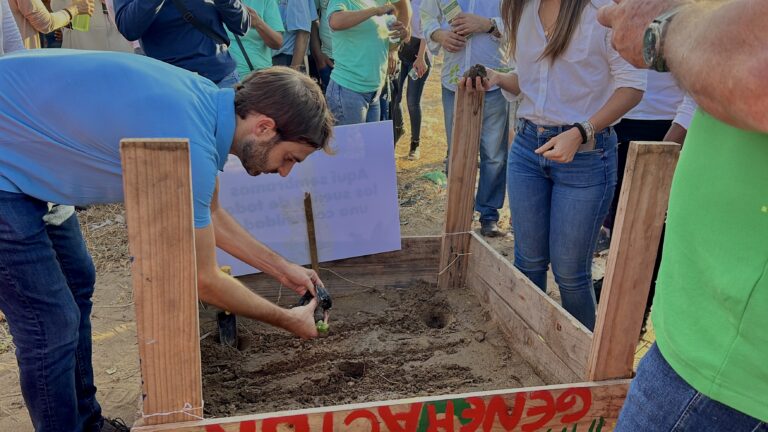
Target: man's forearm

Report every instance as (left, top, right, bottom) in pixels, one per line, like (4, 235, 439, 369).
(291, 30, 310, 68)
(212, 207, 289, 279)
(666, 0, 768, 131)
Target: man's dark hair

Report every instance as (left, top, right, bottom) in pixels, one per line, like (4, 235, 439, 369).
(234, 67, 334, 152)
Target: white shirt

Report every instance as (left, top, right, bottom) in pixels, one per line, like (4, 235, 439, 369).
(515, 0, 646, 126)
(674, 94, 697, 130)
(420, 0, 508, 92)
(625, 71, 684, 120)
(0, 0, 23, 55)
(410, 0, 423, 39)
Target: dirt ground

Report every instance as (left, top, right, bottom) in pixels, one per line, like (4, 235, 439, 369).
(200, 280, 550, 417)
(0, 58, 651, 429)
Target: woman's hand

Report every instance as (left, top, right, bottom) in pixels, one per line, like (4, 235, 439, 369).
(413, 55, 428, 78)
(433, 30, 466, 53)
(535, 127, 584, 163)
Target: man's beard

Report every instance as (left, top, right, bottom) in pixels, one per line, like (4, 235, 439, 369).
(240, 135, 280, 176)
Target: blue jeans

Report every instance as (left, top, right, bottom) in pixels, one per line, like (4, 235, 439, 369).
(318, 65, 333, 94)
(216, 69, 240, 88)
(617, 344, 767, 431)
(508, 119, 617, 330)
(443, 87, 509, 222)
(392, 57, 431, 145)
(0, 192, 101, 431)
(327, 79, 381, 126)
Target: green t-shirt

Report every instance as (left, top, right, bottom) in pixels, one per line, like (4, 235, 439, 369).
(328, 0, 394, 93)
(315, 0, 333, 58)
(653, 111, 768, 422)
(226, 0, 285, 77)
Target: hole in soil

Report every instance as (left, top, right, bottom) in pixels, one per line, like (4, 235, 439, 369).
(423, 307, 450, 329)
(338, 361, 366, 379)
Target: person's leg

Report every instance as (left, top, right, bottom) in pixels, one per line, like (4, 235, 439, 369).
(508, 120, 552, 292)
(442, 87, 455, 173)
(318, 64, 334, 94)
(475, 89, 510, 224)
(46, 214, 101, 431)
(548, 128, 618, 330)
(272, 53, 293, 67)
(616, 344, 768, 431)
(379, 80, 390, 121)
(216, 69, 240, 89)
(406, 57, 430, 156)
(365, 89, 382, 123)
(0, 192, 83, 432)
(392, 61, 410, 145)
(327, 79, 368, 126)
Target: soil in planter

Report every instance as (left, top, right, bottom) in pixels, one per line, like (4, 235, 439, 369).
(200, 281, 554, 417)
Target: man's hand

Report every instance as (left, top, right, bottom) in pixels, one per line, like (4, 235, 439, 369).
(278, 261, 322, 296)
(285, 299, 319, 339)
(387, 50, 399, 75)
(597, 0, 684, 68)
(315, 52, 334, 70)
(535, 127, 584, 163)
(388, 19, 407, 42)
(451, 13, 492, 37)
(434, 30, 466, 53)
(374, 4, 396, 16)
(246, 5, 262, 25)
(72, 0, 94, 16)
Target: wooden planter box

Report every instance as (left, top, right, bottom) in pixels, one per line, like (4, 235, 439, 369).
(119, 87, 679, 432)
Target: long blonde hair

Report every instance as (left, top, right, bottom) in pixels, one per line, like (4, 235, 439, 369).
(501, 0, 592, 61)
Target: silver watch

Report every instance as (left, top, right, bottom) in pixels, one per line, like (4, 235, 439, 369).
(643, 7, 685, 72)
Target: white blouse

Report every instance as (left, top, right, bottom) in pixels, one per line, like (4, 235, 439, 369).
(515, 0, 646, 127)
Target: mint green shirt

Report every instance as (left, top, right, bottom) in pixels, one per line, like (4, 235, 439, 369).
(328, 0, 393, 93)
(227, 0, 284, 77)
(654, 111, 768, 422)
(315, 0, 333, 58)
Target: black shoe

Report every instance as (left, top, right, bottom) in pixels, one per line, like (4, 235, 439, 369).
(101, 417, 130, 432)
(480, 221, 503, 238)
(408, 147, 420, 160)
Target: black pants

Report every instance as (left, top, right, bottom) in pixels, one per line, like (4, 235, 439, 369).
(606, 118, 672, 313)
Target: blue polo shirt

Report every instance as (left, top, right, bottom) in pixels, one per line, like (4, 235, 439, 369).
(0, 50, 235, 228)
(273, 0, 317, 58)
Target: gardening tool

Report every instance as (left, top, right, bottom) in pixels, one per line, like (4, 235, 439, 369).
(217, 266, 238, 347)
(299, 192, 333, 334)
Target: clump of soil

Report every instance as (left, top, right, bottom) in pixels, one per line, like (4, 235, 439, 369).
(200, 281, 551, 417)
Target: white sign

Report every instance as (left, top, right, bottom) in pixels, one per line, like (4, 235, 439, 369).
(216, 122, 402, 276)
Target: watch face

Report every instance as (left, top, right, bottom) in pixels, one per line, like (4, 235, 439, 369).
(643, 26, 659, 67)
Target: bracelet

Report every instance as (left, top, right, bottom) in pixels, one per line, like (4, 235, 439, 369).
(572, 123, 588, 144)
(580, 120, 595, 143)
(63, 8, 73, 20)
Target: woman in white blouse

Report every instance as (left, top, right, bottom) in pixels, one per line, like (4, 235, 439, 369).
(485, 0, 645, 330)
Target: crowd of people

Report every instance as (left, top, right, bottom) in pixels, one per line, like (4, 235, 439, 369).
(1, 0, 766, 431)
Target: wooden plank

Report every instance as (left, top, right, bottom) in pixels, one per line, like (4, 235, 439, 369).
(588, 142, 680, 381)
(134, 380, 630, 432)
(467, 264, 581, 384)
(121, 139, 203, 425)
(468, 234, 593, 380)
(238, 236, 441, 302)
(303, 193, 320, 273)
(438, 85, 485, 292)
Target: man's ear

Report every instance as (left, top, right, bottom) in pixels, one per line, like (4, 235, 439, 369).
(253, 114, 277, 138)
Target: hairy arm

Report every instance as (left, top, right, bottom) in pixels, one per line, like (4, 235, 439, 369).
(664, 1, 768, 131)
(328, 4, 391, 30)
(248, 6, 282, 49)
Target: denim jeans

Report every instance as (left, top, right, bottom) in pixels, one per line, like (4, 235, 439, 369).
(327, 79, 381, 126)
(616, 344, 767, 431)
(508, 119, 618, 330)
(216, 69, 240, 88)
(0, 191, 101, 432)
(392, 56, 431, 146)
(443, 87, 509, 222)
(318, 65, 333, 94)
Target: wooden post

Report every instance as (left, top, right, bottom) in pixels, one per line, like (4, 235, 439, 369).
(438, 86, 485, 291)
(121, 139, 203, 425)
(587, 141, 680, 381)
(304, 192, 320, 273)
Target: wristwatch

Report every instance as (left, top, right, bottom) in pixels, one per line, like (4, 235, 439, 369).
(643, 7, 684, 72)
(486, 19, 497, 35)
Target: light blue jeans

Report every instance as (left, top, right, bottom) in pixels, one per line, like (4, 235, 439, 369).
(443, 87, 509, 222)
(617, 344, 767, 431)
(327, 79, 381, 126)
(508, 119, 618, 330)
(216, 69, 240, 88)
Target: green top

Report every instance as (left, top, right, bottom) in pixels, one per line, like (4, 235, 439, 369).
(328, 0, 395, 93)
(226, 0, 285, 77)
(653, 111, 768, 422)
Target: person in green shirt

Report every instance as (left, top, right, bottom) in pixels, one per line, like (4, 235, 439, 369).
(326, 0, 406, 125)
(227, 0, 285, 77)
(600, 0, 768, 430)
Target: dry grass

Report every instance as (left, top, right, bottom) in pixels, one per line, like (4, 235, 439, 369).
(77, 204, 130, 273)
